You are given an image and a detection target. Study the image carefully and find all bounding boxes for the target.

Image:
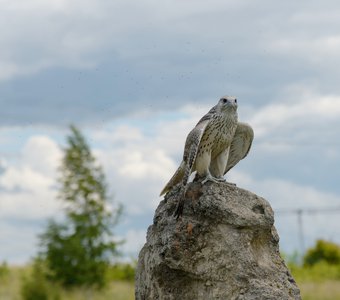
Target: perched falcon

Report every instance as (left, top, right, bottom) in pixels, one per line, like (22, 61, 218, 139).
(160, 96, 254, 218)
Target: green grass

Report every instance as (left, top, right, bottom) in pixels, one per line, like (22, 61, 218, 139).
(289, 261, 340, 300)
(2, 263, 340, 300)
(0, 265, 134, 300)
(289, 261, 340, 283)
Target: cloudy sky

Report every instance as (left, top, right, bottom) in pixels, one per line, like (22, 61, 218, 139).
(1, 0, 340, 264)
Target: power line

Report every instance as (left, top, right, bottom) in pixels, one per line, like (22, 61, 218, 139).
(275, 206, 340, 258)
(276, 206, 340, 215)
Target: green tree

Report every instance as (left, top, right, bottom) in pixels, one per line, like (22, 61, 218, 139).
(40, 125, 121, 287)
(303, 239, 340, 266)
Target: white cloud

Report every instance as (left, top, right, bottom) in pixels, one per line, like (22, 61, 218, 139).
(245, 87, 340, 153)
(229, 170, 340, 210)
(95, 125, 144, 144)
(0, 135, 61, 220)
(22, 135, 62, 175)
(0, 165, 51, 192)
(118, 148, 174, 180)
(93, 139, 176, 215)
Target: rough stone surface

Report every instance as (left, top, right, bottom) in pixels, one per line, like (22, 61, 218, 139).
(135, 181, 301, 300)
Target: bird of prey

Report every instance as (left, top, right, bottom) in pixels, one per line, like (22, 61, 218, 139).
(160, 96, 254, 218)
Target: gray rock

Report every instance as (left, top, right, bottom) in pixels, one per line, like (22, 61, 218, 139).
(135, 181, 301, 300)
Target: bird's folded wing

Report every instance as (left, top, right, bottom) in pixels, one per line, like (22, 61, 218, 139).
(182, 104, 217, 161)
(225, 122, 254, 174)
(183, 118, 210, 162)
(160, 118, 211, 196)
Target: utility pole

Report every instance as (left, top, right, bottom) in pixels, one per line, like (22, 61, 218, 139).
(297, 209, 304, 259)
(276, 206, 340, 262)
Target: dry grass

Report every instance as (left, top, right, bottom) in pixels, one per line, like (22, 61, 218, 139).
(0, 266, 28, 300)
(298, 280, 340, 300)
(56, 282, 134, 300)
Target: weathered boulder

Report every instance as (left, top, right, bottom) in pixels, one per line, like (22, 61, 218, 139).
(135, 181, 301, 300)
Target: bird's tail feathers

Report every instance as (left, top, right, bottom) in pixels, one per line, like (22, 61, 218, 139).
(173, 147, 196, 218)
(159, 161, 185, 196)
(174, 187, 186, 219)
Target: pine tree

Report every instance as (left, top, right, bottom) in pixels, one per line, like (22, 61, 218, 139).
(40, 125, 121, 287)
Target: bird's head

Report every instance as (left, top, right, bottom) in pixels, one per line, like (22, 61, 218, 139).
(218, 96, 238, 112)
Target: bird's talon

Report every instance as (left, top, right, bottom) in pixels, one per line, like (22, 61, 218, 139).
(216, 177, 226, 182)
(201, 174, 221, 185)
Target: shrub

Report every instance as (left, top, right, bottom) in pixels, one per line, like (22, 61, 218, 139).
(304, 240, 340, 266)
(108, 263, 136, 281)
(0, 261, 9, 279)
(21, 259, 60, 300)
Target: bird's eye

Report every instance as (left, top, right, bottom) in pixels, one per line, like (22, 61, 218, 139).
(222, 98, 227, 103)
(235, 98, 237, 103)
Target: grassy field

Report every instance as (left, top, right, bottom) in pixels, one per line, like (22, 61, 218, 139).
(298, 281, 340, 300)
(1, 264, 340, 299)
(0, 265, 134, 300)
(290, 262, 340, 300)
